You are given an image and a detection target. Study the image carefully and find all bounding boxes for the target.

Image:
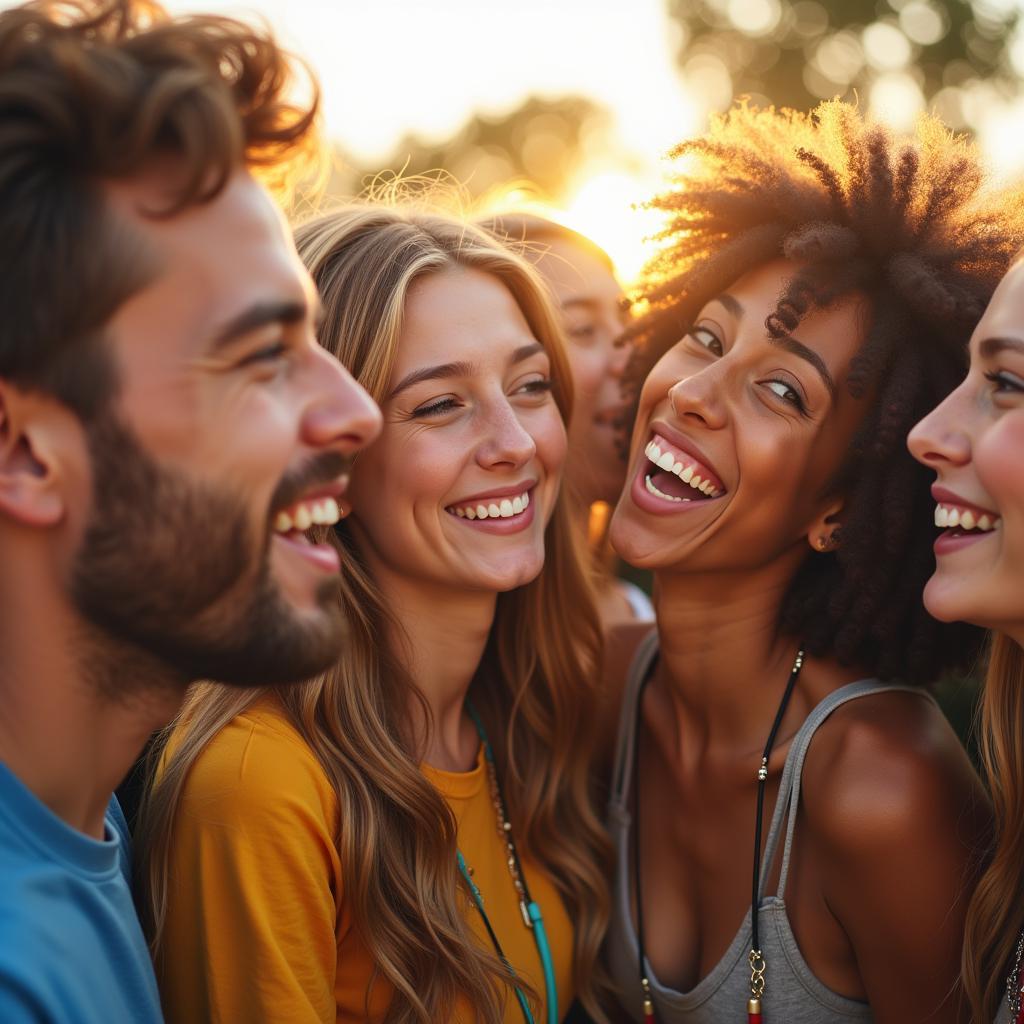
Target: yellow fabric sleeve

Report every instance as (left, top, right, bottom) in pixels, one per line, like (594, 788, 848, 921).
(158, 708, 345, 1024)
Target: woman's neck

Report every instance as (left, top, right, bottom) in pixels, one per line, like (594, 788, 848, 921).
(650, 558, 808, 757)
(374, 565, 497, 772)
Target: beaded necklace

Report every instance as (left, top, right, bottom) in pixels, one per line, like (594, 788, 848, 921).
(457, 703, 558, 1024)
(1005, 931, 1024, 1023)
(631, 648, 805, 1024)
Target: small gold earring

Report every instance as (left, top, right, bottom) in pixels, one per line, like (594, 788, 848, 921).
(817, 536, 828, 550)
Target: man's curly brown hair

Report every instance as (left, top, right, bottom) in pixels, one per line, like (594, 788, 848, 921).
(0, 0, 319, 418)
(626, 102, 1024, 684)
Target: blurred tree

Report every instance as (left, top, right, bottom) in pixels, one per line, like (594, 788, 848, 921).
(665, 0, 1022, 131)
(312, 94, 612, 206)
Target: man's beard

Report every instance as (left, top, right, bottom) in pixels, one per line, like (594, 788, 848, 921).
(70, 413, 347, 694)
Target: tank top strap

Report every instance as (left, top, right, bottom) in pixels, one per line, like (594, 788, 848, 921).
(610, 628, 660, 808)
(766, 679, 933, 900)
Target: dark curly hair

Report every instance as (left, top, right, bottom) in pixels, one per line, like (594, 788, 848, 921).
(0, 0, 319, 419)
(627, 102, 1024, 684)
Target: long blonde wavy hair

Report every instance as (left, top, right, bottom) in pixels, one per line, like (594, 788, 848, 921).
(135, 205, 611, 1024)
(963, 633, 1024, 1022)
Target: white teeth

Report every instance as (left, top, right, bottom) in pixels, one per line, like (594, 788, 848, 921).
(274, 495, 342, 534)
(645, 473, 691, 503)
(449, 491, 531, 521)
(935, 503, 999, 532)
(645, 436, 722, 498)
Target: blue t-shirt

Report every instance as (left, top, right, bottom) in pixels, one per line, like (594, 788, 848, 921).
(0, 761, 163, 1023)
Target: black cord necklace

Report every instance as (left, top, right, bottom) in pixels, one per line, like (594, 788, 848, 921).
(631, 647, 805, 1024)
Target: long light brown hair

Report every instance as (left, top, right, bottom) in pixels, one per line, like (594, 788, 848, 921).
(964, 633, 1024, 1022)
(136, 206, 611, 1024)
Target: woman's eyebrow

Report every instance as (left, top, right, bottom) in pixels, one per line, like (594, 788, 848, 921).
(769, 334, 836, 398)
(387, 343, 545, 401)
(979, 336, 1024, 359)
(388, 360, 475, 400)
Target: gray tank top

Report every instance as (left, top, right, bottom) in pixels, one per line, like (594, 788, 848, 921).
(605, 631, 928, 1023)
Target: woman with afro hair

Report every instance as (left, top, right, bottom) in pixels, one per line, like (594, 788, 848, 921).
(600, 102, 1024, 1024)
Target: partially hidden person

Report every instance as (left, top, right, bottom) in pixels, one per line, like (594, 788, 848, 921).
(909, 248, 1024, 1024)
(483, 214, 653, 629)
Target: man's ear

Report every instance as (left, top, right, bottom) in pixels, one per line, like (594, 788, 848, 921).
(0, 381, 73, 528)
(805, 497, 844, 553)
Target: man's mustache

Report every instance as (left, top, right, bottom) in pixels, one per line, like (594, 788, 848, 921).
(269, 452, 354, 518)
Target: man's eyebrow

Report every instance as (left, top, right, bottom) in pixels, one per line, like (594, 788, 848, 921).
(769, 334, 836, 398)
(388, 342, 546, 401)
(979, 336, 1024, 359)
(208, 301, 309, 353)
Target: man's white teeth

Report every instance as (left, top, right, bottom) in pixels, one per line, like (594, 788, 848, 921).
(644, 440, 721, 498)
(934, 503, 999, 531)
(451, 491, 530, 520)
(274, 497, 342, 533)
(645, 474, 691, 503)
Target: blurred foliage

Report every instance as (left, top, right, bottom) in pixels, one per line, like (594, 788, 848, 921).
(666, 0, 1022, 131)
(316, 95, 612, 206)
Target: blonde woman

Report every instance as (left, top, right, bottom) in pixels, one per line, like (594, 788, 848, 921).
(136, 207, 610, 1024)
(909, 251, 1024, 1023)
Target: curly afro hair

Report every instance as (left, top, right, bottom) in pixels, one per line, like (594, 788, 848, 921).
(626, 102, 1024, 684)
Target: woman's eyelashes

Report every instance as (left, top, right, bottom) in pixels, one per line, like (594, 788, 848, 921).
(688, 325, 723, 356)
(411, 396, 461, 418)
(763, 377, 807, 412)
(986, 369, 1024, 397)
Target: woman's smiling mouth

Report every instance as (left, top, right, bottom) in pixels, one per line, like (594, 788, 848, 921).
(443, 484, 538, 534)
(633, 432, 727, 513)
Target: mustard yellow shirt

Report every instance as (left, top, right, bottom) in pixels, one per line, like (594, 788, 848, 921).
(158, 700, 575, 1023)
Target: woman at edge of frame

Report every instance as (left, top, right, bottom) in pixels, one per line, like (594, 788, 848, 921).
(599, 101, 1024, 1024)
(909, 248, 1024, 1023)
(134, 206, 612, 1024)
